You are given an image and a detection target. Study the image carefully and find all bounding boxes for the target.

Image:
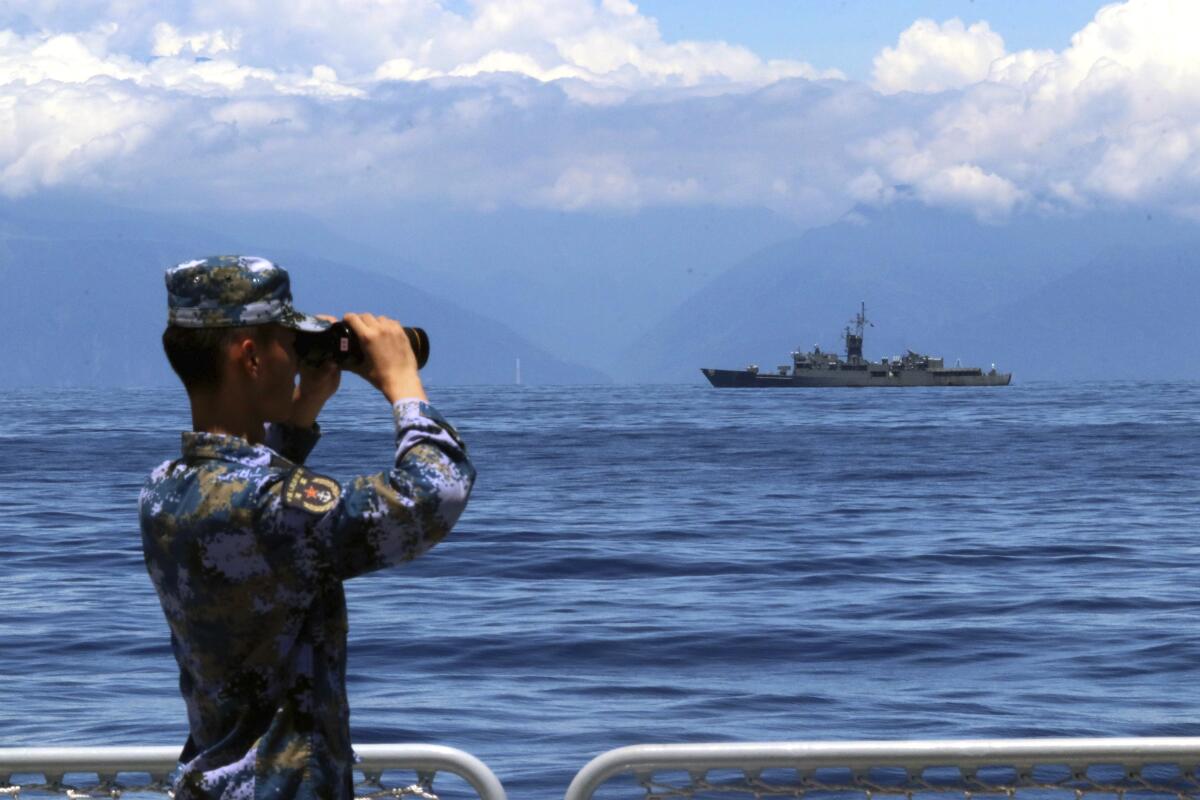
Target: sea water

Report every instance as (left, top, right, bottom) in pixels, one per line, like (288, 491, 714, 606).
(2, 382, 1199, 797)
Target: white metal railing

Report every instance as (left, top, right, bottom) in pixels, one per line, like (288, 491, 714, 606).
(564, 738, 1200, 800)
(0, 743, 506, 800)
(10, 738, 1200, 800)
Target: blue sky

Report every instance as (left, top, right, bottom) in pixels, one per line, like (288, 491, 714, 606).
(1, 0, 1198, 228)
(634, 1, 1107, 80)
(428, 1, 1112, 80)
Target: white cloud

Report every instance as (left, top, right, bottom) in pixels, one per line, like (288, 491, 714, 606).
(873, 18, 1006, 95)
(1085, 117, 1197, 201)
(1, 0, 1200, 227)
(6, 0, 837, 90)
(541, 160, 642, 210)
(858, 0, 1200, 219)
(0, 1, 843, 216)
(917, 164, 1025, 221)
(847, 169, 896, 206)
(449, 50, 587, 82)
(986, 48, 1057, 86)
(0, 26, 360, 96)
(0, 26, 139, 84)
(150, 22, 239, 58)
(0, 77, 166, 195)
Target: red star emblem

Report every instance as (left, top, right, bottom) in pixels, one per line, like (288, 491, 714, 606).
(304, 485, 319, 499)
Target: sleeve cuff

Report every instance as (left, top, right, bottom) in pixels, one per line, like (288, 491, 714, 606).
(392, 399, 467, 449)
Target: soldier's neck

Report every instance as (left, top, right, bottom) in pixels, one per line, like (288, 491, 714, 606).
(189, 390, 266, 445)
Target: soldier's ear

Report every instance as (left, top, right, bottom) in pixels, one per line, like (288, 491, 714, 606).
(231, 333, 261, 377)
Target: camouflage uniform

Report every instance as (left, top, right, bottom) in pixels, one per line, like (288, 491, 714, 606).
(140, 256, 475, 800)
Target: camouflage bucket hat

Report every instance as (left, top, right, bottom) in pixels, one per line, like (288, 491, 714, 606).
(165, 255, 329, 332)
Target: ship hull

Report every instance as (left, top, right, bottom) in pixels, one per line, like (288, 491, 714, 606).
(701, 367, 1012, 388)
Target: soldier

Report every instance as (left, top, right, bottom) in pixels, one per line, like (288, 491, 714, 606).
(139, 255, 476, 800)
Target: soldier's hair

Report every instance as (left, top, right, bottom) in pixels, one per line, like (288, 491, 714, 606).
(162, 325, 271, 392)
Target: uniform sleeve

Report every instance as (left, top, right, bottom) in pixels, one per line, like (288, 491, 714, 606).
(257, 401, 473, 587)
(319, 400, 474, 580)
(263, 422, 321, 464)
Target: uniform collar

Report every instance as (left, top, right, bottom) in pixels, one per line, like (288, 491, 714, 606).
(181, 431, 281, 468)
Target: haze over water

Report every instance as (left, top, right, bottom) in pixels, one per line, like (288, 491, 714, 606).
(2, 382, 1199, 797)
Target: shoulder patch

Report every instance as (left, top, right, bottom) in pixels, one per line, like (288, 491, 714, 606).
(283, 468, 341, 514)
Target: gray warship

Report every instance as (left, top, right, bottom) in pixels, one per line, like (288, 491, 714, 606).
(701, 304, 1011, 388)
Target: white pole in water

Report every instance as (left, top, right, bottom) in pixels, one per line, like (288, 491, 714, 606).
(515, 357, 521, 386)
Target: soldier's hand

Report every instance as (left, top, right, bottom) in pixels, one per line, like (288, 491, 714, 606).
(344, 312, 427, 403)
(290, 315, 342, 427)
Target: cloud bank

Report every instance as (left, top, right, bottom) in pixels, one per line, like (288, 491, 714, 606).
(2, 0, 1200, 224)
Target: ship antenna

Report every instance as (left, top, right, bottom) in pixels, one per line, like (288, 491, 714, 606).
(851, 301, 872, 337)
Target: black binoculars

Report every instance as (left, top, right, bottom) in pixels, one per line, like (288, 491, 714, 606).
(295, 322, 429, 370)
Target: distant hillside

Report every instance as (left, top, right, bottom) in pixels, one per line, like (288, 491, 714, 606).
(624, 203, 1200, 382)
(0, 198, 608, 387)
(926, 243, 1200, 380)
(324, 203, 801, 374)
